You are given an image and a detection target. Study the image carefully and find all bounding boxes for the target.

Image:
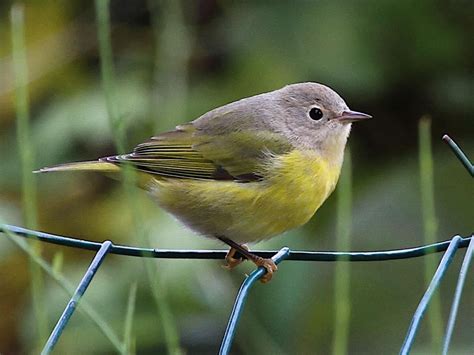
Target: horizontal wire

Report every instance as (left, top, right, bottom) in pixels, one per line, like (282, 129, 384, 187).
(1, 224, 472, 262)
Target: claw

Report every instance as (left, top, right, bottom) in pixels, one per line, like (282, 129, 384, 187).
(223, 245, 249, 270)
(254, 258, 278, 283)
(218, 237, 279, 283)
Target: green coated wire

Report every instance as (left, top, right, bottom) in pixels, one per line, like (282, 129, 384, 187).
(442, 236, 474, 354)
(442, 135, 473, 177)
(400, 236, 462, 354)
(1, 225, 471, 263)
(2, 227, 125, 353)
(219, 248, 291, 355)
(41, 242, 113, 355)
(2, 225, 471, 354)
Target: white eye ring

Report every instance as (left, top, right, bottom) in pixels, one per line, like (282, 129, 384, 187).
(309, 107, 323, 120)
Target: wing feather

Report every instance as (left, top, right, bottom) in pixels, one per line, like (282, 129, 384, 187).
(105, 122, 292, 182)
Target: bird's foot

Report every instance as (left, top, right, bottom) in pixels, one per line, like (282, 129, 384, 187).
(218, 236, 278, 283)
(252, 256, 278, 283)
(222, 244, 249, 270)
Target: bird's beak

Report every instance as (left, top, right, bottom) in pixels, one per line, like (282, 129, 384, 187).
(336, 110, 372, 123)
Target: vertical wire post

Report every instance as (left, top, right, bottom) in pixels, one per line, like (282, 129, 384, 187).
(399, 236, 462, 355)
(219, 247, 291, 355)
(41, 241, 113, 355)
(442, 236, 474, 355)
(440, 135, 473, 353)
(442, 135, 473, 176)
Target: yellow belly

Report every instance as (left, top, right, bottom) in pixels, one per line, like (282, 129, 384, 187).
(149, 150, 341, 243)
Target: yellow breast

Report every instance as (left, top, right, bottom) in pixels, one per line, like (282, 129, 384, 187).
(151, 150, 342, 243)
(249, 150, 341, 239)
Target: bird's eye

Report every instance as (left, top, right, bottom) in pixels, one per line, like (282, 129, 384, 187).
(309, 107, 323, 120)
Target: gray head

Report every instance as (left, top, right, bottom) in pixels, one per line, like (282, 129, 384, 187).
(273, 82, 371, 151)
(194, 82, 371, 164)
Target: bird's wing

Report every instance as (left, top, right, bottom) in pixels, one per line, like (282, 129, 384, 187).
(103, 123, 292, 182)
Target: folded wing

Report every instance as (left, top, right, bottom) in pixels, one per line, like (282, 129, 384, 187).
(103, 123, 292, 182)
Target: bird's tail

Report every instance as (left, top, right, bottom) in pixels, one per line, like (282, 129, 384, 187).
(34, 161, 120, 174)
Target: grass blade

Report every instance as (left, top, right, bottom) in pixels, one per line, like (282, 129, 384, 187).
(123, 283, 138, 354)
(332, 149, 353, 355)
(418, 117, 443, 351)
(148, 0, 191, 131)
(10, 4, 48, 348)
(95, 1, 182, 353)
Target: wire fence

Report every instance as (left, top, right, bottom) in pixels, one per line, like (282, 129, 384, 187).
(0, 135, 472, 354)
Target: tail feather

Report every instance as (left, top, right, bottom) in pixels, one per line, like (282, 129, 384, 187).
(34, 161, 120, 174)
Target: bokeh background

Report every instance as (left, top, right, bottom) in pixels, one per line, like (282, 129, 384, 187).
(0, 0, 472, 354)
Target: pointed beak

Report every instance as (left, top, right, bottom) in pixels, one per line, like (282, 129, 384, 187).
(336, 110, 372, 123)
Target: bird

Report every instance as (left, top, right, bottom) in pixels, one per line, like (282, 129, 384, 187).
(36, 82, 371, 282)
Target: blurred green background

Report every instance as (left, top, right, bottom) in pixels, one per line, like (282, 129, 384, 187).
(0, 0, 472, 354)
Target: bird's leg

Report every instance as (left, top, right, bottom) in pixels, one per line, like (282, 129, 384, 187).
(223, 244, 249, 270)
(217, 236, 278, 283)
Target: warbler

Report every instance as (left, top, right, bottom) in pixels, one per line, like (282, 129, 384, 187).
(37, 82, 371, 282)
